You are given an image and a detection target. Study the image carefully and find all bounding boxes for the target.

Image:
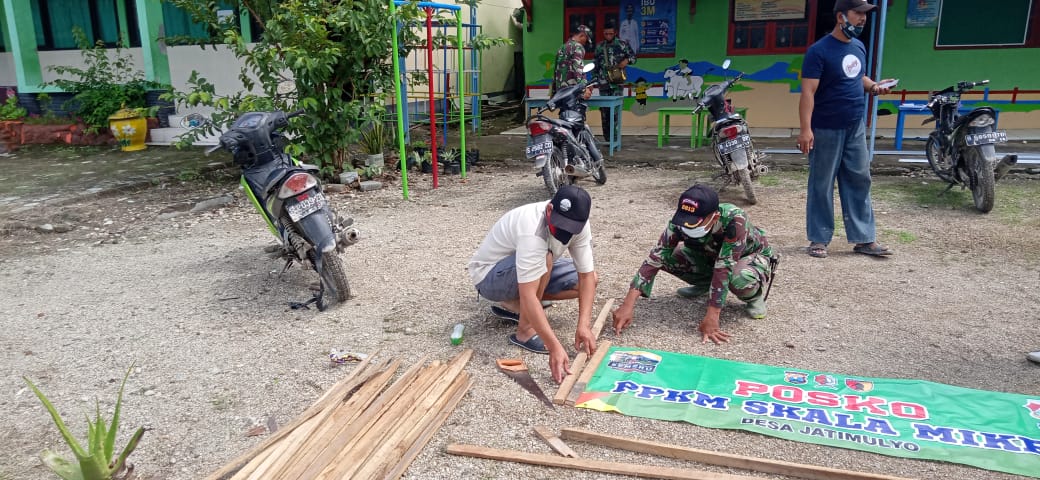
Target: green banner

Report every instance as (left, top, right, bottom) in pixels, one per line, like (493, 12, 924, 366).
(577, 347, 1040, 477)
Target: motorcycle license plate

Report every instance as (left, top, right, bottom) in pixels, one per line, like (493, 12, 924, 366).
(526, 139, 553, 159)
(286, 192, 327, 222)
(965, 130, 1007, 146)
(718, 133, 751, 155)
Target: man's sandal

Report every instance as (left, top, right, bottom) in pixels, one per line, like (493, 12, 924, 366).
(807, 243, 828, 258)
(853, 242, 893, 257)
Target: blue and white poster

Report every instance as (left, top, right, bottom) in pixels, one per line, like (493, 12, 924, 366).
(906, 0, 940, 28)
(619, 0, 676, 56)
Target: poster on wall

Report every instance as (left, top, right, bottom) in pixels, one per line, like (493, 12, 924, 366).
(734, 0, 806, 21)
(906, 0, 940, 28)
(619, 0, 676, 56)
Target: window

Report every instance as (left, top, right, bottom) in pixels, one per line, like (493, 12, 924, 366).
(162, 1, 240, 43)
(729, 0, 817, 55)
(31, 0, 141, 50)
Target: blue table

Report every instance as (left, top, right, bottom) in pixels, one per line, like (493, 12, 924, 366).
(894, 103, 999, 150)
(526, 95, 623, 156)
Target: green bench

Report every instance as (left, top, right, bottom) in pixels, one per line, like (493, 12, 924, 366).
(657, 106, 749, 148)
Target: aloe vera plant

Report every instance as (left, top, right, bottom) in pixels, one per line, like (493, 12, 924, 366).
(23, 365, 146, 480)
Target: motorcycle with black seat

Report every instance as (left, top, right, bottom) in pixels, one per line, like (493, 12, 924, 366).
(525, 63, 607, 195)
(923, 80, 1017, 213)
(207, 109, 359, 310)
(694, 59, 765, 205)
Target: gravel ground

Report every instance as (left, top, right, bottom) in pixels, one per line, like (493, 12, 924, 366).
(1, 162, 1038, 480)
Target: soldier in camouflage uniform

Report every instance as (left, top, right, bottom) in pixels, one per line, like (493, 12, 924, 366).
(594, 21, 636, 140)
(551, 24, 593, 97)
(612, 184, 777, 344)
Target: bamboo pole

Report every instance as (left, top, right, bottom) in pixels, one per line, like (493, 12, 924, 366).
(560, 428, 916, 480)
(566, 340, 612, 406)
(446, 444, 758, 480)
(553, 299, 614, 405)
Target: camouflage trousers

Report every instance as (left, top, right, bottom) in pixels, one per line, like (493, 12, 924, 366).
(599, 84, 623, 141)
(663, 251, 774, 301)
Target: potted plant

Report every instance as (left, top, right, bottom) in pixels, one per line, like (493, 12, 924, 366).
(419, 151, 434, 173)
(359, 121, 388, 175)
(440, 148, 461, 175)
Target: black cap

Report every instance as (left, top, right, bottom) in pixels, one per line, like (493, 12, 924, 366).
(550, 185, 591, 235)
(834, 0, 877, 14)
(671, 184, 719, 228)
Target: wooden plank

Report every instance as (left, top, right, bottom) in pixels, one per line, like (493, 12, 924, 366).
(382, 375, 473, 480)
(553, 298, 614, 405)
(352, 353, 474, 478)
(560, 428, 916, 480)
(265, 358, 402, 479)
(206, 353, 388, 480)
(446, 444, 757, 480)
(359, 372, 473, 479)
(532, 426, 578, 458)
(300, 361, 443, 480)
(319, 350, 474, 479)
(565, 340, 612, 406)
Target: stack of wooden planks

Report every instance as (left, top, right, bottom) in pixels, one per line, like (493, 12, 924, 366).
(207, 349, 473, 480)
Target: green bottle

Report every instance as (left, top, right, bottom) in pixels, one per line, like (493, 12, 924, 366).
(450, 323, 465, 346)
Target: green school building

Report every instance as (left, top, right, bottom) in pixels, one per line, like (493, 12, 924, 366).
(518, 0, 1040, 130)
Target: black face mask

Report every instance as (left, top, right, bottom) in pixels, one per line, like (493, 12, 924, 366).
(551, 228, 573, 245)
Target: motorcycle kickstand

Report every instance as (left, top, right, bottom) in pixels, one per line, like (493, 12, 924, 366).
(938, 182, 956, 197)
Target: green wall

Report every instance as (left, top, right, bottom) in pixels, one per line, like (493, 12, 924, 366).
(523, 0, 1040, 94)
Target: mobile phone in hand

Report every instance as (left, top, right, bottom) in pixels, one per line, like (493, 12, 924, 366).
(878, 79, 899, 89)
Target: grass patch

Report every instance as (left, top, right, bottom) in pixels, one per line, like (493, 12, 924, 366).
(757, 175, 781, 187)
(882, 228, 917, 244)
(872, 177, 1040, 225)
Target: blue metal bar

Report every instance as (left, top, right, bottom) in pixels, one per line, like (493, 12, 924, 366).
(394, 1, 460, 11)
(868, 0, 889, 160)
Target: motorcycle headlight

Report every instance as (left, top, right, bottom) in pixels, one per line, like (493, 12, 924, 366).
(969, 115, 995, 127)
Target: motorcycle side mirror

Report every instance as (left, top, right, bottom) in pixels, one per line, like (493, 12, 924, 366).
(721, 59, 731, 70)
(582, 63, 596, 73)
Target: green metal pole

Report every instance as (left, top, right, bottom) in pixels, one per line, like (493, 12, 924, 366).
(134, 0, 171, 85)
(239, 9, 252, 43)
(1, 0, 43, 92)
(456, 9, 466, 179)
(115, 0, 130, 47)
(390, 1, 409, 199)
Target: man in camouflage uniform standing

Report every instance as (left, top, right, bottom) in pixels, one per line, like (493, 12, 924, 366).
(612, 185, 777, 344)
(551, 24, 593, 98)
(594, 20, 635, 141)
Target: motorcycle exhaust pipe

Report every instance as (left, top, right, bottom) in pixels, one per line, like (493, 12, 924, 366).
(994, 154, 1018, 181)
(564, 165, 590, 177)
(339, 227, 361, 246)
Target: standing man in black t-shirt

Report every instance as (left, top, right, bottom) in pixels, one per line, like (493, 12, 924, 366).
(797, 0, 895, 259)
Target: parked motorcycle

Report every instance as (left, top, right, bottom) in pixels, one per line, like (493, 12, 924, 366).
(694, 59, 764, 205)
(923, 80, 1017, 213)
(525, 63, 607, 195)
(206, 109, 359, 310)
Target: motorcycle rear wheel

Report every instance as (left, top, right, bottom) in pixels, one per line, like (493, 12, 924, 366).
(315, 252, 352, 305)
(925, 134, 955, 183)
(543, 146, 568, 196)
(966, 148, 995, 213)
(735, 167, 757, 205)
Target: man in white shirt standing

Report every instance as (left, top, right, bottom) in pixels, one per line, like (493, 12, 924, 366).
(619, 3, 640, 56)
(468, 185, 598, 383)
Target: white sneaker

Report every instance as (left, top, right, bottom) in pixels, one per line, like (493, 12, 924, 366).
(1028, 351, 1040, 365)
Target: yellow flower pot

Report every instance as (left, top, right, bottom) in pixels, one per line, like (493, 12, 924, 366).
(109, 108, 147, 152)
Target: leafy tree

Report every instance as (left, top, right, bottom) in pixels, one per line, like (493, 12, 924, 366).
(164, 0, 508, 176)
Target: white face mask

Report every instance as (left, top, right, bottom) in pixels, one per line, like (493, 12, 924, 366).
(681, 225, 711, 238)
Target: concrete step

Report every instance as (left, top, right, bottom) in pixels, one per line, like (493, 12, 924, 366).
(148, 127, 219, 146)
